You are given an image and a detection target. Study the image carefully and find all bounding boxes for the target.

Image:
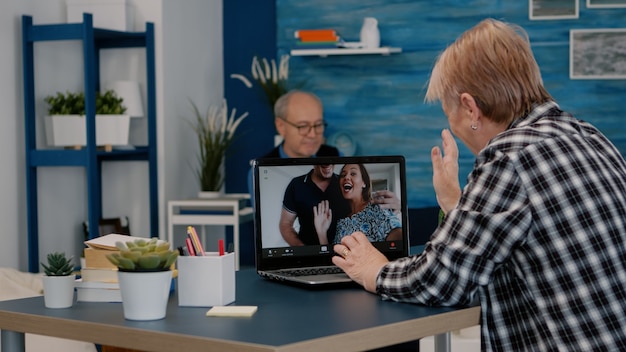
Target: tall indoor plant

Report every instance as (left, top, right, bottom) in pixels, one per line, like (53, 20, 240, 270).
(230, 55, 299, 145)
(230, 54, 293, 110)
(189, 99, 248, 196)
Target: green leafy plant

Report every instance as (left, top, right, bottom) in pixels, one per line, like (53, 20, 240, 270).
(44, 90, 127, 115)
(41, 252, 74, 276)
(189, 99, 248, 192)
(105, 238, 178, 272)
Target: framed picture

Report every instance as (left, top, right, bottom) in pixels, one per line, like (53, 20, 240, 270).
(529, 0, 579, 20)
(570, 29, 626, 79)
(587, 0, 626, 8)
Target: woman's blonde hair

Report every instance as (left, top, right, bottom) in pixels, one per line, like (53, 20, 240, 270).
(425, 18, 552, 125)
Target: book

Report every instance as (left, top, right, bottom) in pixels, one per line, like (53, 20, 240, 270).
(293, 42, 340, 49)
(75, 278, 119, 289)
(294, 29, 339, 42)
(84, 248, 119, 269)
(85, 233, 153, 251)
(75, 278, 122, 302)
(79, 267, 119, 282)
(76, 287, 122, 303)
(84, 234, 168, 269)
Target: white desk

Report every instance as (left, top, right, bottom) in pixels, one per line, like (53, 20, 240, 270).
(167, 194, 253, 270)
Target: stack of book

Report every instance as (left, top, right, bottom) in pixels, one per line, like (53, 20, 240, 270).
(76, 234, 178, 302)
(75, 276, 121, 302)
(76, 234, 131, 302)
(294, 29, 341, 49)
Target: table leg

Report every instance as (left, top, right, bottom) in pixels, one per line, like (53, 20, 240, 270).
(1, 329, 25, 352)
(434, 332, 451, 352)
(233, 221, 240, 271)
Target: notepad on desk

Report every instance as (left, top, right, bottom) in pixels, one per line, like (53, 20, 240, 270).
(205, 306, 258, 317)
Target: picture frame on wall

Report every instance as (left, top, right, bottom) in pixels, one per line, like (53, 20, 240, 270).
(570, 29, 626, 79)
(529, 0, 579, 20)
(587, 0, 626, 8)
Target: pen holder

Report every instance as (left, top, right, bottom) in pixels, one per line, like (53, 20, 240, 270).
(177, 252, 235, 307)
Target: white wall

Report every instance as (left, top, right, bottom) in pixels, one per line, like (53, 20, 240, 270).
(0, 0, 223, 271)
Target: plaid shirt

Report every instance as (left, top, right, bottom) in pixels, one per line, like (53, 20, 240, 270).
(378, 101, 626, 351)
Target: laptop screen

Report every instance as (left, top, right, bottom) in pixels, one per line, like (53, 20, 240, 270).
(253, 156, 409, 271)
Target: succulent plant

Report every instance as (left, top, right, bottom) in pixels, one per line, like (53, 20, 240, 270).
(41, 252, 75, 276)
(106, 237, 178, 271)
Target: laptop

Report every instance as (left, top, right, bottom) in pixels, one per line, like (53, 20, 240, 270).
(252, 155, 410, 287)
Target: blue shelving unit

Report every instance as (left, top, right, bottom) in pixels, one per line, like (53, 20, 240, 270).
(22, 14, 158, 272)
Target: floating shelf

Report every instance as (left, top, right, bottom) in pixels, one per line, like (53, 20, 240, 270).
(290, 47, 402, 57)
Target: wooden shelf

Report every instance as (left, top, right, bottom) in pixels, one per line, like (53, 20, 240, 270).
(290, 46, 402, 57)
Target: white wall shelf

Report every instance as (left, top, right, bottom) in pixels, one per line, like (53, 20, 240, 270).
(290, 47, 402, 57)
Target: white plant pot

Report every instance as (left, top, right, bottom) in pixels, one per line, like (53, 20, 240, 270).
(42, 275, 76, 309)
(198, 191, 224, 199)
(44, 114, 131, 147)
(117, 270, 172, 321)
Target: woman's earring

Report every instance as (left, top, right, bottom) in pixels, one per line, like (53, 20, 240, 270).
(471, 124, 478, 130)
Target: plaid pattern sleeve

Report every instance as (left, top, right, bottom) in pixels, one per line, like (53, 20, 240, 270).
(377, 101, 626, 351)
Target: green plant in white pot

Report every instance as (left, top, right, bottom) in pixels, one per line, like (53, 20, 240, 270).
(189, 99, 248, 197)
(106, 238, 178, 321)
(43, 90, 130, 150)
(41, 252, 76, 309)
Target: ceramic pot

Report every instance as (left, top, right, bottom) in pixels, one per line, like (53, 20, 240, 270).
(117, 270, 172, 321)
(198, 191, 223, 199)
(44, 114, 131, 147)
(42, 275, 76, 309)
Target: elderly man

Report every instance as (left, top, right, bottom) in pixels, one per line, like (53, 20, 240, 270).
(261, 90, 338, 159)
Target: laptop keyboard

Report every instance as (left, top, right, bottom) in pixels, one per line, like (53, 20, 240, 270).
(275, 266, 345, 277)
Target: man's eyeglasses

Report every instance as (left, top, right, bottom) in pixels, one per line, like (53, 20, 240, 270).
(280, 118, 327, 136)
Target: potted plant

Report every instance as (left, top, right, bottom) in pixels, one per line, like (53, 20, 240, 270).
(43, 89, 131, 150)
(231, 54, 292, 113)
(41, 252, 76, 309)
(106, 237, 178, 321)
(230, 54, 303, 145)
(189, 99, 249, 197)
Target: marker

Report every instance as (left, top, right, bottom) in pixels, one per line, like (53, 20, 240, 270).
(218, 239, 225, 256)
(185, 237, 196, 256)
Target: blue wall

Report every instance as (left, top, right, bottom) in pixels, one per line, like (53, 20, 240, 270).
(225, 1, 626, 209)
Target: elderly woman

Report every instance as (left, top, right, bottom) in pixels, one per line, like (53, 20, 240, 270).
(332, 19, 626, 351)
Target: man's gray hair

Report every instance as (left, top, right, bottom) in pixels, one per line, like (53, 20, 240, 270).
(274, 90, 322, 119)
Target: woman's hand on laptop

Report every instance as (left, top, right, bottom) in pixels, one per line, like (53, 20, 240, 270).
(332, 232, 388, 293)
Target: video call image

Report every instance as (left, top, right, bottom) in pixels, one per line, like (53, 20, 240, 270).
(256, 162, 404, 251)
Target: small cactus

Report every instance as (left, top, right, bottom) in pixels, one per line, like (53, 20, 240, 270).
(106, 237, 178, 271)
(41, 252, 74, 276)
